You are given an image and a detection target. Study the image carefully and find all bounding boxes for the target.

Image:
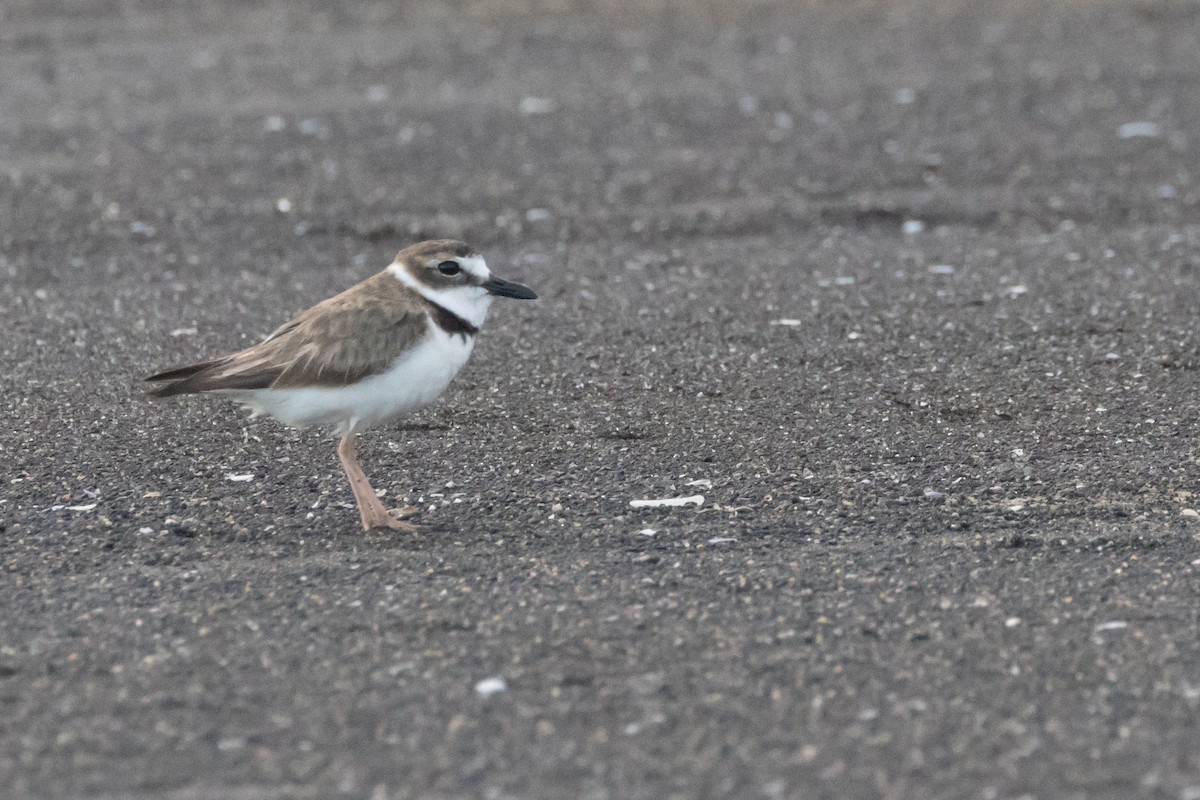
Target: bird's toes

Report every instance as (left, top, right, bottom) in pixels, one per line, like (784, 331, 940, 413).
(362, 514, 422, 533)
(389, 504, 422, 518)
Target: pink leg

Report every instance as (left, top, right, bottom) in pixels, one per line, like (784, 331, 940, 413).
(336, 434, 419, 532)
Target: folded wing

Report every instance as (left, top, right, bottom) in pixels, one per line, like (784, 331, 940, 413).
(146, 273, 430, 398)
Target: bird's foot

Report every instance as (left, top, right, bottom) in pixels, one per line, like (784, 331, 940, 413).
(360, 504, 421, 533)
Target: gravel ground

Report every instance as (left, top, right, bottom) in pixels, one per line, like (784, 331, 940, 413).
(2, 1, 1200, 798)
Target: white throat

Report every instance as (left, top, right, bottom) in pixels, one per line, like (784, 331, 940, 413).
(388, 259, 494, 329)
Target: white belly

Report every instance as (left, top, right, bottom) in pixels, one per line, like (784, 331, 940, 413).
(230, 326, 475, 435)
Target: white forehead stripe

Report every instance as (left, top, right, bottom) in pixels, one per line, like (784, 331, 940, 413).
(459, 254, 490, 281)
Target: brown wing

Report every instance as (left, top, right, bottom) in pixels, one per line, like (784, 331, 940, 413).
(146, 273, 430, 398)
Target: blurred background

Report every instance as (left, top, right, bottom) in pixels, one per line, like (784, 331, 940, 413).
(2, 2, 1200, 799)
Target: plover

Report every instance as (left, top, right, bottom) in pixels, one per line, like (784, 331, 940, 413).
(146, 239, 537, 531)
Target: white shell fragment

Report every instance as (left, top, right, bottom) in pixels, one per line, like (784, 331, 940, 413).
(769, 319, 802, 327)
(630, 495, 705, 509)
(519, 96, 556, 114)
(1118, 121, 1162, 139)
(1095, 621, 1128, 632)
(707, 537, 736, 545)
(474, 676, 508, 697)
(226, 474, 255, 482)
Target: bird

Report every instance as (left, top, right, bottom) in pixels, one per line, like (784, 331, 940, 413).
(145, 239, 537, 532)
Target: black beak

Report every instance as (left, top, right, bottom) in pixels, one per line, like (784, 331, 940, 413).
(483, 276, 537, 300)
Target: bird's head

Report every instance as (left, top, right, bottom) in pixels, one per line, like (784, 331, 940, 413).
(389, 239, 537, 327)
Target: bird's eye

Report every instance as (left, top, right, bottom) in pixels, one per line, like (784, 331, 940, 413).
(436, 260, 461, 276)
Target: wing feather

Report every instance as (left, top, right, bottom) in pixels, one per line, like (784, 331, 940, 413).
(145, 273, 430, 397)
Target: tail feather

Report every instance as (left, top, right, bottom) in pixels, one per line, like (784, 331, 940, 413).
(145, 359, 222, 399)
(145, 360, 222, 383)
(145, 357, 282, 399)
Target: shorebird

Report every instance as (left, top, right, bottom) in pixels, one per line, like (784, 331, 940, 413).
(146, 239, 537, 531)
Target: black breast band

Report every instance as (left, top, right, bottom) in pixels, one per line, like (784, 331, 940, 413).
(422, 298, 480, 337)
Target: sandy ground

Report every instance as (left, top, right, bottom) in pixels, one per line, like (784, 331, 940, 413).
(2, 1, 1199, 798)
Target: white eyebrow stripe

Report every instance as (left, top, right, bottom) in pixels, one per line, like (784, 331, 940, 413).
(387, 261, 422, 290)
